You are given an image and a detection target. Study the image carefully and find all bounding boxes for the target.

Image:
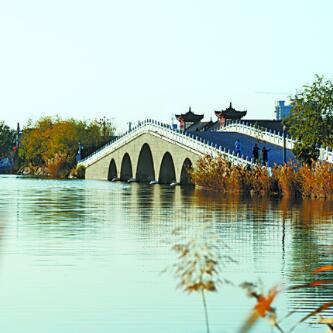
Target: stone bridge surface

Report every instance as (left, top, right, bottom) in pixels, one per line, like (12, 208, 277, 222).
(83, 131, 199, 184)
(193, 131, 295, 167)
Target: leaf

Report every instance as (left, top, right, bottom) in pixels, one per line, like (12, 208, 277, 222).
(313, 265, 333, 273)
(239, 310, 260, 333)
(289, 279, 333, 290)
(254, 287, 279, 317)
(289, 302, 333, 333)
(315, 317, 333, 325)
(240, 285, 281, 333)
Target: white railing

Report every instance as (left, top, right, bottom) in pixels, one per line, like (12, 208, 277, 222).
(79, 119, 256, 168)
(222, 120, 333, 164)
(221, 120, 296, 149)
(320, 146, 333, 163)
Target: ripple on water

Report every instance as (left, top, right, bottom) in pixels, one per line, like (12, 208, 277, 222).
(0, 175, 332, 333)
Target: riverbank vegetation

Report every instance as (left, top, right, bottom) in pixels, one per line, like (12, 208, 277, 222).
(0, 121, 16, 158)
(18, 116, 114, 178)
(190, 155, 333, 199)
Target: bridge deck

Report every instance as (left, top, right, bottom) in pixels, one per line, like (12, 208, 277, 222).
(190, 131, 296, 166)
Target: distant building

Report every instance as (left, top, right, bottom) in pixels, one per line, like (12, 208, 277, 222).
(275, 101, 292, 120)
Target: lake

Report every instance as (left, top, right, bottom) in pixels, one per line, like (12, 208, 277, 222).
(0, 175, 332, 333)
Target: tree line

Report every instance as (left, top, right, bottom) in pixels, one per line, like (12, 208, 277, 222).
(0, 116, 115, 176)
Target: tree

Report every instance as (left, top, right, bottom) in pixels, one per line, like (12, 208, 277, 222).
(284, 75, 333, 164)
(19, 116, 115, 167)
(0, 121, 15, 157)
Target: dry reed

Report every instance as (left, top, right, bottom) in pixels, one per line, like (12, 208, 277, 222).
(191, 155, 333, 200)
(167, 226, 234, 333)
(287, 264, 333, 332)
(245, 165, 272, 196)
(190, 155, 244, 193)
(298, 161, 333, 199)
(272, 162, 299, 197)
(240, 281, 283, 333)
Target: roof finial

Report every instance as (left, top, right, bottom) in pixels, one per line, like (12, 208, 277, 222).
(189, 106, 192, 112)
(229, 102, 232, 109)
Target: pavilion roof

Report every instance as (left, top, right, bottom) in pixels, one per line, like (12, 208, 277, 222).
(175, 107, 204, 123)
(215, 102, 247, 119)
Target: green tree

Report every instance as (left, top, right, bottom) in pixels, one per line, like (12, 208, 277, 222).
(0, 121, 15, 157)
(284, 75, 333, 164)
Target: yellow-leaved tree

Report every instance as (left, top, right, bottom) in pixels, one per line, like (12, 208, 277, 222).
(19, 116, 115, 177)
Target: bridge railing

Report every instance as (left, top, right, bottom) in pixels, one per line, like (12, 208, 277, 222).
(222, 120, 333, 164)
(79, 119, 256, 168)
(221, 120, 296, 149)
(320, 146, 333, 163)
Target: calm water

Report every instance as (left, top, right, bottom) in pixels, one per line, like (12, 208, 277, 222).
(0, 175, 332, 333)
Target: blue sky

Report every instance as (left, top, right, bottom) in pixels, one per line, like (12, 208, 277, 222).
(0, 0, 332, 131)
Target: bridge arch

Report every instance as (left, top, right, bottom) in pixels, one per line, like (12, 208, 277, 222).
(108, 158, 118, 180)
(136, 143, 155, 182)
(120, 153, 133, 181)
(158, 152, 176, 184)
(180, 158, 193, 185)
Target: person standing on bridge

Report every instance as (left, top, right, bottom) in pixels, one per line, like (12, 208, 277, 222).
(252, 143, 259, 163)
(262, 145, 271, 166)
(234, 138, 242, 156)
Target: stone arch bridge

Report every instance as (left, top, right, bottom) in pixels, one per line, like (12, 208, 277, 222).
(79, 119, 254, 185)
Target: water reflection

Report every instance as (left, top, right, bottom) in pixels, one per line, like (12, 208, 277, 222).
(0, 176, 332, 333)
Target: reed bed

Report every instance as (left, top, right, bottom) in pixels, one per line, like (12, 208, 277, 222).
(298, 161, 333, 199)
(190, 155, 333, 199)
(272, 162, 300, 197)
(190, 155, 244, 194)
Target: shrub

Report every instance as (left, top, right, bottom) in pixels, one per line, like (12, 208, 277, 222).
(46, 151, 72, 179)
(70, 164, 86, 179)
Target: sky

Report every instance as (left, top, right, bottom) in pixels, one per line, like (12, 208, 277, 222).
(0, 0, 332, 132)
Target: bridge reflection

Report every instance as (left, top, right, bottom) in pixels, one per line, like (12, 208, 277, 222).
(5, 177, 333, 328)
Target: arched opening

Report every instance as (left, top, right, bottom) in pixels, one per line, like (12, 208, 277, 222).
(108, 159, 117, 181)
(159, 152, 176, 184)
(120, 153, 133, 181)
(180, 158, 193, 185)
(136, 144, 155, 182)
